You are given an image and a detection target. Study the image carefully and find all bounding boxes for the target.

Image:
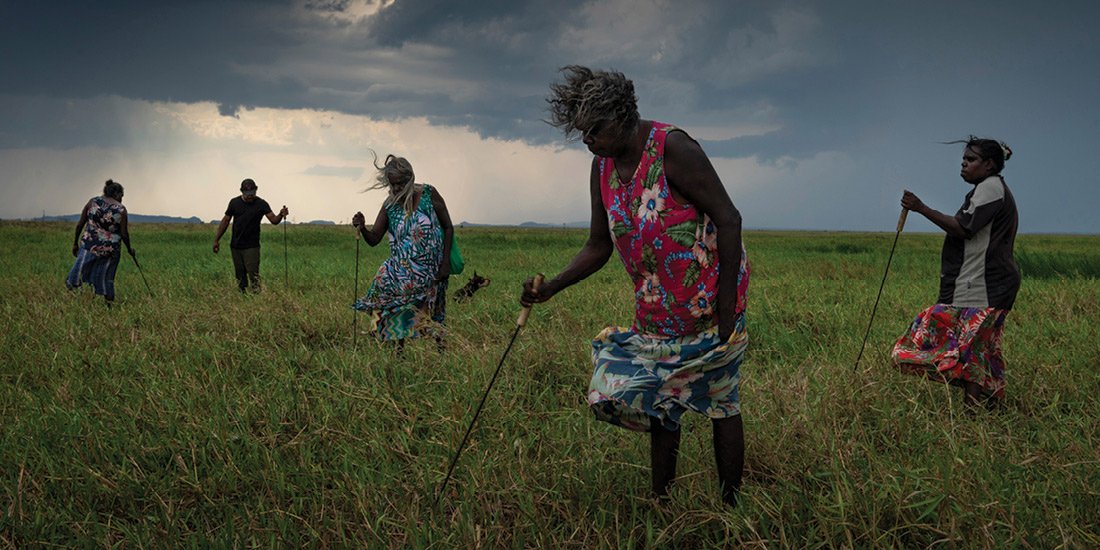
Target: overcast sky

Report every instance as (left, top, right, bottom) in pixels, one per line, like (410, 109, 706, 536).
(2, 0, 1097, 232)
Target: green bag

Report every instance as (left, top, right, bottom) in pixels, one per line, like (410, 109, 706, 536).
(448, 235, 465, 275)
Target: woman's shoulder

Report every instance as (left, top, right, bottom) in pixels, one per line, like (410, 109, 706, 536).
(971, 175, 1007, 204)
(651, 120, 676, 132)
(652, 121, 690, 141)
(660, 123, 701, 146)
(417, 182, 440, 203)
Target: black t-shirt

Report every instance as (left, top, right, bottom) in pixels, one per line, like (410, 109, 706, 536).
(937, 176, 1020, 309)
(225, 196, 272, 249)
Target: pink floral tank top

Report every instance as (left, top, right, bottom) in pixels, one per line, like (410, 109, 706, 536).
(599, 122, 749, 338)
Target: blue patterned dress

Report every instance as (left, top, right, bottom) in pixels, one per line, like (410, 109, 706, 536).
(353, 184, 447, 341)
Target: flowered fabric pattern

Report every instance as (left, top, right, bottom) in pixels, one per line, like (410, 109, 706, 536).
(353, 184, 447, 341)
(599, 121, 749, 338)
(589, 315, 748, 432)
(65, 196, 126, 299)
(892, 304, 1008, 399)
(587, 122, 750, 432)
(79, 197, 126, 257)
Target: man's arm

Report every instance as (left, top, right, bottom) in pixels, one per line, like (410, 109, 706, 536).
(265, 205, 289, 225)
(664, 131, 743, 342)
(213, 214, 231, 253)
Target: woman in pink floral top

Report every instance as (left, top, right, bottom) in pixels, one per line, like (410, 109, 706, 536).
(66, 179, 134, 303)
(523, 66, 749, 507)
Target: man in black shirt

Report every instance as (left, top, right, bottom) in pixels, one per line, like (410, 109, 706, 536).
(213, 178, 289, 292)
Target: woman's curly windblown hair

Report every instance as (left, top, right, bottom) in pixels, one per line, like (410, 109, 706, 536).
(364, 151, 419, 215)
(944, 135, 1013, 173)
(547, 65, 639, 140)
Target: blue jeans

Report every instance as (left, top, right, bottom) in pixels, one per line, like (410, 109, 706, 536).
(66, 248, 120, 300)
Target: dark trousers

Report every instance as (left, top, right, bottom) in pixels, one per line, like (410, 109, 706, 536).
(231, 247, 261, 292)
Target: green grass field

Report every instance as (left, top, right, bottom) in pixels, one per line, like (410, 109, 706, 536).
(1, 221, 1097, 547)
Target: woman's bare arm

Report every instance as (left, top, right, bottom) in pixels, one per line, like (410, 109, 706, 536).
(521, 158, 614, 306)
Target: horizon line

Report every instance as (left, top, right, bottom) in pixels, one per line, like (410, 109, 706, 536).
(3, 217, 1097, 237)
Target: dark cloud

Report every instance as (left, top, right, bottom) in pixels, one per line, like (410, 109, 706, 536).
(2, 1, 1099, 232)
(1, 0, 836, 150)
(3, 0, 1100, 169)
(218, 103, 242, 118)
(0, 94, 174, 150)
(2, 2, 306, 104)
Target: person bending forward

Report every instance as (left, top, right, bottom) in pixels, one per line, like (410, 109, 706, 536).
(522, 66, 750, 507)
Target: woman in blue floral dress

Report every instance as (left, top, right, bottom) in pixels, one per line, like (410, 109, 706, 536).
(352, 154, 454, 348)
(66, 179, 134, 304)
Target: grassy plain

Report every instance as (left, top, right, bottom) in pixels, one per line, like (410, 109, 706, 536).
(1, 221, 1098, 547)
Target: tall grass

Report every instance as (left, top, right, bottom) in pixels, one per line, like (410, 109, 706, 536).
(0, 222, 1097, 547)
(1016, 249, 1100, 279)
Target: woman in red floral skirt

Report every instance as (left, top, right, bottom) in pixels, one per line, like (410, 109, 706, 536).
(894, 136, 1019, 408)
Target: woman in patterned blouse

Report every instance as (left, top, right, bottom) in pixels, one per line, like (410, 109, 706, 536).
(66, 179, 134, 304)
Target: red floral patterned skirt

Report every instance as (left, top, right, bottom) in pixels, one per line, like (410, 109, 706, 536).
(891, 304, 1008, 399)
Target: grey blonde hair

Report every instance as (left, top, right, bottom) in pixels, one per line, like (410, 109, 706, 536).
(546, 65, 639, 141)
(364, 152, 419, 215)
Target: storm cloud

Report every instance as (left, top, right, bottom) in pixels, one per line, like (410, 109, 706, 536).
(1, 1, 1098, 232)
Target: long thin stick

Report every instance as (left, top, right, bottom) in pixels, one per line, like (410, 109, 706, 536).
(283, 220, 289, 287)
(854, 208, 908, 370)
(434, 274, 544, 507)
(128, 250, 152, 294)
(353, 227, 361, 348)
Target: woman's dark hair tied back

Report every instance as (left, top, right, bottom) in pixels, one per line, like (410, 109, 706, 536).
(943, 135, 1012, 173)
(103, 179, 124, 200)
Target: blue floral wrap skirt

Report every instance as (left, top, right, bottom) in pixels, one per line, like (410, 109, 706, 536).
(587, 314, 748, 432)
